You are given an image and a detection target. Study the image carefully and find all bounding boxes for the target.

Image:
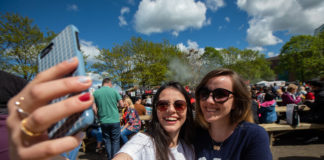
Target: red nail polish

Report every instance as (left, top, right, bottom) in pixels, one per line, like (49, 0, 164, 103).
(79, 93, 90, 102)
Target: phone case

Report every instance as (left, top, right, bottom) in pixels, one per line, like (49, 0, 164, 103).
(38, 25, 94, 139)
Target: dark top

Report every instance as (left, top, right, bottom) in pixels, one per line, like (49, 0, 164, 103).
(194, 121, 272, 160)
(303, 87, 324, 123)
(0, 71, 28, 114)
(251, 100, 260, 124)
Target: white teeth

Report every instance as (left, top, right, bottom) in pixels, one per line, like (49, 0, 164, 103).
(165, 117, 177, 121)
(206, 108, 219, 112)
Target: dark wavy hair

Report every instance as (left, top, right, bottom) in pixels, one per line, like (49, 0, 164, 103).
(195, 68, 253, 129)
(147, 81, 194, 160)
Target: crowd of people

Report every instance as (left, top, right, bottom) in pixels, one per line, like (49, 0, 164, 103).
(250, 81, 324, 124)
(2, 57, 323, 160)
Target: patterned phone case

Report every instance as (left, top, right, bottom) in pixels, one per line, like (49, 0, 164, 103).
(38, 25, 94, 139)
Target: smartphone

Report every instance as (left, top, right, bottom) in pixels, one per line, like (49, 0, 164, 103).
(38, 25, 94, 139)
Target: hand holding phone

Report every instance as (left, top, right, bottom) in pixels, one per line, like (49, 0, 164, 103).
(38, 25, 94, 139)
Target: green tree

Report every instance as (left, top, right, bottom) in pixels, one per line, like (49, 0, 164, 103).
(201, 47, 274, 83)
(0, 12, 55, 80)
(91, 46, 133, 87)
(277, 35, 322, 81)
(92, 37, 185, 88)
(312, 31, 324, 77)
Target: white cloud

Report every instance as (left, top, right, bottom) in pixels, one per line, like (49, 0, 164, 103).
(225, 16, 230, 22)
(247, 46, 265, 52)
(177, 40, 205, 55)
(67, 4, 78, 11)
(267, 51, 279, 57)
(172, 31, 179, 37)
(237, 0, 324, 47)
(205, 0, 225, 11)
(80, 40, 100, 64)
(134, 0, 208, 35)
(205, 18, 212, 25)
(87, 72, 103, 88)
(119, 7, 130, 27)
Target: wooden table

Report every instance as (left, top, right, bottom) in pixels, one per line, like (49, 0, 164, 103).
(260, 123, 324, 146)
(275, 105, 309, 113)
(139, 115, 151, 121)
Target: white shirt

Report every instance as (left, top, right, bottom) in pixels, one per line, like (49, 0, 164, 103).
(117, 132, 194, 160)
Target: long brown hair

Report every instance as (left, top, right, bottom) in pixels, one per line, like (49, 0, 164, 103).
(195, 68, 253, 129)
(147, 81, 194, 160)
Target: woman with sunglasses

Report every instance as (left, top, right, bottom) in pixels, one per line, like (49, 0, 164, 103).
(194, 68, 272, 160)
(113, 81, 195, 160)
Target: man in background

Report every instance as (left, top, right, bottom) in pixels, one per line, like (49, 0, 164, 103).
(301, 79, 324, 123)
(134, 97, 146, 115)
(93, 78, 124, 160)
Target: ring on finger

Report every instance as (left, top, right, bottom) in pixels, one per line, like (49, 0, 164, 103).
(15, 97, 30, 119)
(21, 118, 44, 137)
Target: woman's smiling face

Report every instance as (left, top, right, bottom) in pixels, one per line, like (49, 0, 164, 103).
(157, 88, 187, 137)
(199, 75, 234, 123)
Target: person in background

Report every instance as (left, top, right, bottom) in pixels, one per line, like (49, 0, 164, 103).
(120, 98, 141, 144)
(93, 78, 124, 160)
(271, 83, 280, 98)
(0, 71, 27, 160)
(305, 87, 315, 101)
(194, 68, 272, 160)
(257, 86, 269, 103)
(113, 82, 195, 160)
(281, 84, 301, 106)
(259, 92, 277, 124)
(300, 80, 324, 123)
(251, 91, 260, 124)
(86, 119, 103, 153)
(276, 87, 284, 98)
(134, 97, 146, 115)
(296, 86, 307, 101)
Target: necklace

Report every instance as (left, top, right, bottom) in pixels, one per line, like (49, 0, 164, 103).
(212, 141, 223, 151)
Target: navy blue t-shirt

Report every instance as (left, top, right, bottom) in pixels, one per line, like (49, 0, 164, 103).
(194, 121, 272, 160)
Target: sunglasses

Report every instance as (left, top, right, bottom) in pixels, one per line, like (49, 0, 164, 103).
(156, 100, 187, 112)
(199, 87, 234, 104)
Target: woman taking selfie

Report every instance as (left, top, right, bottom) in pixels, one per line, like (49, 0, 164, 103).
(194, 68, 272, 160)
(114, 82, 195, 160)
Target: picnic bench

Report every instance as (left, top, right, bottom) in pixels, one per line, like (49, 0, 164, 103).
(139, 115, 151, 121)
(259, 123, 324, 146)
(275, 105, 310, 113)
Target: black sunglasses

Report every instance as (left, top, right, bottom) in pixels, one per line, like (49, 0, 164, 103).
(156, 100, 187, 112)
(198, 87, 234, 104)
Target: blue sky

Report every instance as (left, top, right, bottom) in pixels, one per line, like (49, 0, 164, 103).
(1, 0, 324, 86)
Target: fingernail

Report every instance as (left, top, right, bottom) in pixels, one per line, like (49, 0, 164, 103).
(79, 93, 90, 102)
(78, 76, 90, 83)
(67, 57, 75, 63)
